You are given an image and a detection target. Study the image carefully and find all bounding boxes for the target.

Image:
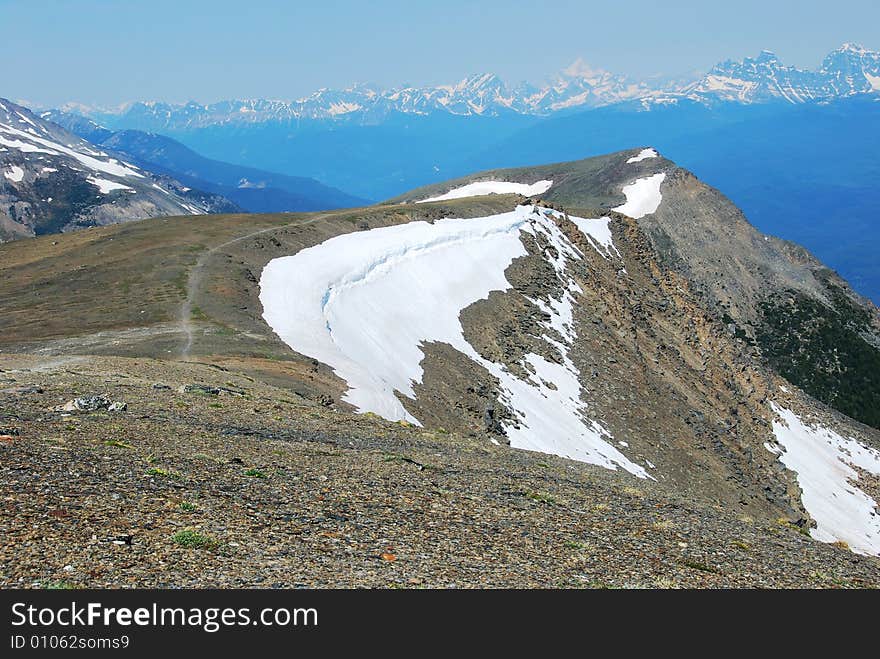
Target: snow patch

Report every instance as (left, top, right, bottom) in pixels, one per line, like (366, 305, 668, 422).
(626, 148, 658, 163)
(613, 173, 666, 219)
(417, 180, 553, 203)
(569, 215, 620, 258)
(327, 101, 362, 116)
(260, 205, 646, 476)
(767, 403, 880, 556)
(0, 135, 58, 154)
(87, 176, 133, 193)
(3, 165, 24, 182)
(0, 122, 142, 178)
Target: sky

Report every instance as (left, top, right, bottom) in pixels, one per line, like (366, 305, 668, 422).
(2, 0, 878, 107)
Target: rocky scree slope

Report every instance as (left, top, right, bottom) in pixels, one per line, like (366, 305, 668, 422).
(0, 99, 237, 241)
(382, 149, 880, 554)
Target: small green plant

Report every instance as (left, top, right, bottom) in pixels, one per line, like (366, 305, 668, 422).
(208, 402, 222, 408)
(179, 502, 197, 512)
(679, 559, 720, 574)
(524, 490, 556, 505)
(104, 439, 133, 449)
(41, 580, 76, 590)
(564, 540, 588, 550)
(146, 467, 181, 479)
(244, 468, 267, 479)
(171, 529, 216, 549)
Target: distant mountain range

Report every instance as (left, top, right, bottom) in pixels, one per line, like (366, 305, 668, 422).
(51, 43, 879, 129)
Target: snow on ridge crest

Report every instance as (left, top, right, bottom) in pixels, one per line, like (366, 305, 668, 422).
(626, 148, 658, 163)
(260, 205, 648, 476)
(417, 179, 553, 203)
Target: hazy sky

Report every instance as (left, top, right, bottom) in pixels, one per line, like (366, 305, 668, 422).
(3, 0, 878, 107)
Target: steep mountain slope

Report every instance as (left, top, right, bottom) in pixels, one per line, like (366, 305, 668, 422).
(2, 150, 879, 563)
(41, 110, 369, 212)
(0, 99, 237, 241)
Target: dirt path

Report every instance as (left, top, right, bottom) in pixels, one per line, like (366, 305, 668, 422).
(179, 213, 334, 359)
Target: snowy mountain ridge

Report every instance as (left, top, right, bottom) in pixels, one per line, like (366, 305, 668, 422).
(51, 44, 880, 129)
(671, 42, 880, 106)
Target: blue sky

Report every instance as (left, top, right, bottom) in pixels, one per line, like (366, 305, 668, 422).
(2, 0, 878, 106)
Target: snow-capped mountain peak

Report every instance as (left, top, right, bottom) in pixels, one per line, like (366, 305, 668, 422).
(820, 42, 880, 94)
